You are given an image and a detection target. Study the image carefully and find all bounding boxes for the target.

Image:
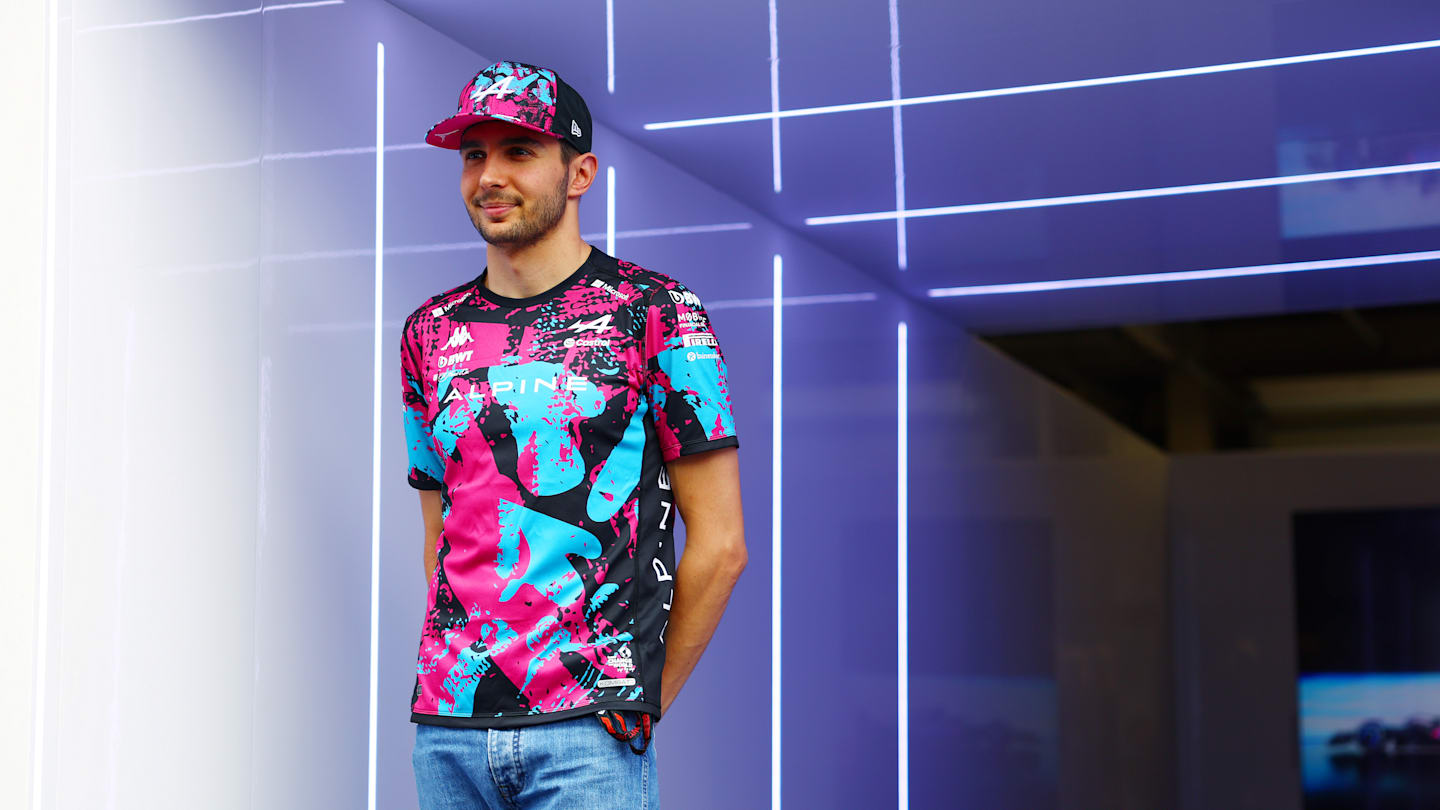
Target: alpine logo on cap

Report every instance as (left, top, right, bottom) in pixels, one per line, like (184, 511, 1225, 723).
(571, 120, 582, 138)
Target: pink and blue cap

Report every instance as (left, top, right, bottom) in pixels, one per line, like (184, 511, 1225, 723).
(426, 61, 593, 154)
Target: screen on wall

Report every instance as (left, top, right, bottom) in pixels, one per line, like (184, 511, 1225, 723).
(1293, 508, 1440, 810)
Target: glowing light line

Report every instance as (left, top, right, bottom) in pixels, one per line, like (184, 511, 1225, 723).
(708, 291, 877, 310)
(897, 321, 909, 810)
(606, 0, 615, 94)
(367, 41, 384, 810)
(645, 38, 1440, 130)
(889, 0, 906, 270)
(768, 0, 781, 193)
(927, 249, 1440, 297)
(89, 143, 428, 181)
(152, 223, 756, 275)
(806, 160, 1440, 225)
(582, 222, 752, 241)
(79, 0, 343, 32)
(606, 166, 616, 254)
(771, 254, 783, 810)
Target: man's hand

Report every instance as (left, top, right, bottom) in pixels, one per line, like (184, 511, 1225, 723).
(658, 446, 746, 717)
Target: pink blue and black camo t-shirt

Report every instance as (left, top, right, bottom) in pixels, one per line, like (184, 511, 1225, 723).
(400, 247, 739, 728)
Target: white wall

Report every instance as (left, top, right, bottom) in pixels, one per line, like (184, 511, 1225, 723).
(1, 1, 51, 808)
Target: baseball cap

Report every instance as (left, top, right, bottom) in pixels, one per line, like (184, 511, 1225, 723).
(426, 61, 592, 154)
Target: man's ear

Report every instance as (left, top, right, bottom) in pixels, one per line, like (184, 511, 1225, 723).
(567, 153, 599, 198)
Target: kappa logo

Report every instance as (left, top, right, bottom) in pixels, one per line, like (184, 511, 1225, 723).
(567, 314, 614, 334)
(442, 325, 473, 350)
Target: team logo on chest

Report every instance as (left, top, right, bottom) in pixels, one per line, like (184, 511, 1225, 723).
(563, 313, 614, 349)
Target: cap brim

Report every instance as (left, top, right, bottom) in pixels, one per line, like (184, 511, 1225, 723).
(425, 112, 559, 149)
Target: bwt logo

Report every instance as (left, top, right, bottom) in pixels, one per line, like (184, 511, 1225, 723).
(437, 350, 473, 368)
(668, 289, 702, 308)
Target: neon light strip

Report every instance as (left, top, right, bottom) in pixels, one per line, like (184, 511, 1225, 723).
(896, 321, 909, 810)
(89, 143, 428, 181)
(606, 0, 615, 94)
(79, 0, 342, 32)
(645, 38, 1440, 130)
(154, 223, 757, 275)
(581, 222, 752, 241)
(806, 160, 1440, 225)
(31, 1, 60, 807)
(606, 166, 616, 254)
(708, 291, 878, 310)
(927, 249, 1440, 297)
(768, 0, 781, 193)
(888, 0, 906, 270)
(771, 254, 783, 810)
(367, 41, 384, 810)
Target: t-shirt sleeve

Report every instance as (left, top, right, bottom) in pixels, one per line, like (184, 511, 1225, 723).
(401, 321, 445, 490)
(641, 281, 740, 462)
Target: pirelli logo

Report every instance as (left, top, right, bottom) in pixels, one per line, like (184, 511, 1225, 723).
(681, 332, 718, 348)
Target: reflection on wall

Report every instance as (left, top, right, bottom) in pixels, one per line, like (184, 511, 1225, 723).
(1279, 135, 1440, 239)
(37, 1, 1175, 809)
(1294, 508, 1440, 810)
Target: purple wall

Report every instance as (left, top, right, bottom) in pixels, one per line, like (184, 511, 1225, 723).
(37, 2, 1174, 809)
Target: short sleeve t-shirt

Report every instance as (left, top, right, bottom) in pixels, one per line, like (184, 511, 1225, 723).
(400, 247, 739, 728)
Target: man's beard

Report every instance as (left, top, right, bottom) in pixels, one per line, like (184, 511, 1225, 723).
(469, 171, 569, 247)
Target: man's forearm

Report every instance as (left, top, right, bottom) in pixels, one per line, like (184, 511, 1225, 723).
(425, 541, 437, 584)
(658, 529, 746, 717)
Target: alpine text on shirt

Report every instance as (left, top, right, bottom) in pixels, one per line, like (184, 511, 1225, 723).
(400, 248, 739, 728)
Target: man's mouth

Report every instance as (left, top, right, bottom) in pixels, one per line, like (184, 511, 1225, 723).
(480, 201, 516, 218)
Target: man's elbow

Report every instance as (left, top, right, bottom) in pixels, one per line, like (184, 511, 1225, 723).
(722, 536, 748, 580)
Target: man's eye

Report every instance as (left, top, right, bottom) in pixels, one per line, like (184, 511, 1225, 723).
(464, 150, 484, 160)
(511, 148, 533, 157)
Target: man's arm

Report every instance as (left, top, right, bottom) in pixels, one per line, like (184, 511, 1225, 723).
(659, 446, 746, 718)
(419, 489, 444, 583)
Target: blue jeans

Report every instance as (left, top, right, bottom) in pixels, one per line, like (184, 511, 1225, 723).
(413, 713, 660, 810)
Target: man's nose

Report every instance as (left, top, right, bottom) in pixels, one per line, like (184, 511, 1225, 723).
(477, 160, 506, 189)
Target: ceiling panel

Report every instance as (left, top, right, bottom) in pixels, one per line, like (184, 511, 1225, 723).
(387, 0, 1440, 330)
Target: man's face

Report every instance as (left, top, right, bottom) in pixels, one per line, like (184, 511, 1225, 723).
(459, 120, 572, 248)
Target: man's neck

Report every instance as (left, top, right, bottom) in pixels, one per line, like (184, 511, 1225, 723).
(483, 229, 592, 300)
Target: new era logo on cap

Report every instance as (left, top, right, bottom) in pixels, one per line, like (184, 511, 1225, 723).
(426, 60, 593, 154)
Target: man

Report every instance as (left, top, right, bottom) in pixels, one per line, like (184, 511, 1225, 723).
(401, 61, 747, 809)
